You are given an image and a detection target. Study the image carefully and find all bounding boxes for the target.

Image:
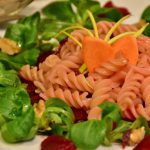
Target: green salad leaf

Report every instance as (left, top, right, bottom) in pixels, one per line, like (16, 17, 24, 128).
(0, 52, 22, 70)
(99, 101, 121, 122)
(42, 1, 76, 23)
(1, 106, 35, 143)
(38, 98, 74, 135)
(0, 48, 40, 70)
(70, 0, 102, 25)
(2, 13, 41, 70)
(10, 48, 40, 66)
(97, 7, 123, 22)
(70, 120, 106, 150)
(0, 67, 38, 143)
(109, 120, 132, 142)
(0, 86, 30, 120)
(141, 5, 150, 37)
(5, 12, 40, 49)
(141, 5, 150, 22)
(0, 69, 21, 87)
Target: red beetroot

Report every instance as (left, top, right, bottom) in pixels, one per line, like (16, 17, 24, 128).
(104, 1, 130, 16)
(71, 107, 87, 122)
(122, 130, 131, 149)
(41, 135, 76, 150)
(20, 77, 41, 104)
(133, 134, 150, 150)
(37, 51, 53, 65)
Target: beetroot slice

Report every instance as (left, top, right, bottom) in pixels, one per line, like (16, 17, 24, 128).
(41, 135, 76, 150)
(122, 130, 131, 148)
(71, 107, 88, 122)
(133, 135, 150, 150)
(37, 51, 53, 65)
(20, 77, 41, 104)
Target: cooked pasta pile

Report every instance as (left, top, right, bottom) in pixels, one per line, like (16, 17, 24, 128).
(19, 21, 150, 121)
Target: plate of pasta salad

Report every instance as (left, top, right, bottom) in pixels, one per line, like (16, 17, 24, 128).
(0, 0, 150, 150)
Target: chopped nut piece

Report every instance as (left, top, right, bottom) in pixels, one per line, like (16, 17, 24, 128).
(0, 38, 20, 55)
(129, 126, 145, 146)
(34, 100, 45, 118)
(134, 19, 147, 28)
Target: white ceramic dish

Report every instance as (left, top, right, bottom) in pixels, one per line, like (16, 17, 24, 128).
(0, 0, 150, 150)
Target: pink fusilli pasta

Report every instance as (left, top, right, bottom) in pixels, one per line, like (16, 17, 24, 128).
(54, 71, 95, 93)
(40, 85, 91, 109)
(97, 21, 138, 37)
(90, 56, 128, 80)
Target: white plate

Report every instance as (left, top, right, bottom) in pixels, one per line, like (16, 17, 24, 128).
(0, 0, 149, 150)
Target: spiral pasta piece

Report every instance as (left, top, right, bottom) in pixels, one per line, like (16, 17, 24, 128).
(123, 103, 150, 120)
(137, 36, 150, 54)
(90, 56, 128, 80)
(40, 86, 91, 109)
(88, 106, 102, 120)
(137, 53, 150, 67)
(19, 65, 45, 82)
(97, 21, 138, 37)
(54, 71, 95, 93)
(45, 54, 83, 82)
(117, 68, 144, 110)
(39, 54, 61, 72)
(90, 79, 113, 108)
(141, 76, 150, 107)
(60, 30, 89, 58)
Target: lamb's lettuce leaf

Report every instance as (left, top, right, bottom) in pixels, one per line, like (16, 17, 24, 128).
(141, 5, 150, 37)
(0, 70, 20, 87)
(141, 5, 150, 22)
(0, 68, 38, 143)
(0, 48, 40, 70)
(1, 106, 36, 143)
(38, 98, 74, 135)
(70, 120, 106, 150)
(5, 12, 40, 49)
(0, 86, 30, 120)
(42, 1, 76, 23)
(99, 101, 121, 122)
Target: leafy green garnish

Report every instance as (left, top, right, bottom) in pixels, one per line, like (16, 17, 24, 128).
(0, 70, 20, 87)
(0, 48, 40, 70)
(99, 101, 121, 122)
(141, 5, 150, 36)
(141, 5, 150, 22)
(0, 86, 30, 120)
(0, 68, 38, 143)
(42, 1, 76, 23)
(1, 106, 35, 143)
(1, 12, 41, 70)
(70, 120, 106, 150)
(5, 12, 40, 49)
(39, 98, 74, 135)
(10, 48, 40, 66)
